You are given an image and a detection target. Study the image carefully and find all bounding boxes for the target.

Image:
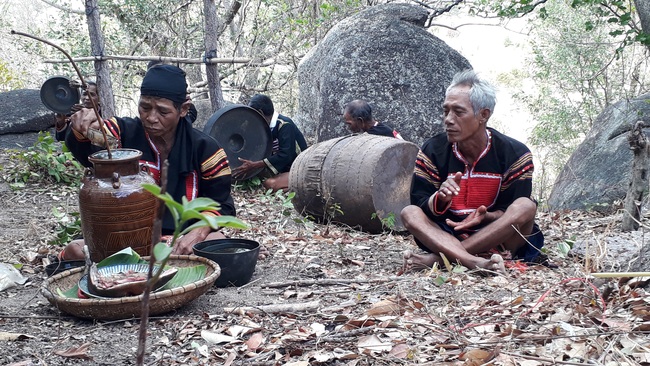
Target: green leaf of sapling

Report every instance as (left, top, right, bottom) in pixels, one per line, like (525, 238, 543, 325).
(153, 242, 173, 263)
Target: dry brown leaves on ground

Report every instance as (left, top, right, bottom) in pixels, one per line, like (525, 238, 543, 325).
(0, 180, 649, 365)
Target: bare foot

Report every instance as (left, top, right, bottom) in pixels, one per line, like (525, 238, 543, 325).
(402, 250, 440, 272)
(475, 253, 506, 275)
(258, 245, 270, 260)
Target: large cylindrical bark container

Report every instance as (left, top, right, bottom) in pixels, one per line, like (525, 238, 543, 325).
(79, 149, 158, 262)
(289, 134, 419, 233)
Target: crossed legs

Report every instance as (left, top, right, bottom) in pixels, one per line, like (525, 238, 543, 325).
(400, 197, 537, 274)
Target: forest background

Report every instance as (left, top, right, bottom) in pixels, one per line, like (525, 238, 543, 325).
(1, 0, 650, 205)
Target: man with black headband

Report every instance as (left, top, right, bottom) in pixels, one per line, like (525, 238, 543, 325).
(62, 64, 236, 258)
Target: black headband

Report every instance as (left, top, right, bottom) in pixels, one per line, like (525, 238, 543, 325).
(140, 64, 187, 104)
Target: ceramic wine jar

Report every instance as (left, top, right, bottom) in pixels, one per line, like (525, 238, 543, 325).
(79, 149, 158, 262)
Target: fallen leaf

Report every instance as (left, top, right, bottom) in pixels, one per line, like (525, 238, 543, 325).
(191, 341, 209, 357)
(53, 342, 93, 360)
(6, 361, 36, 366)
(632, 321, 650, 331)
(227, 325, 254, 337)
(245, 331, 264, 351)
(389, 343, 410, 358)
(311, 351, 334, 362)
(367, 299, 402, 316)
(223, 351, 236, 366)
(310, 322, 326, 336)
(459, 348, 491, 363)
(0, 332, 33, 341)
(284, 362, 309, 366)
(357, 334, 392, 354)
(201, 330, 237, 344)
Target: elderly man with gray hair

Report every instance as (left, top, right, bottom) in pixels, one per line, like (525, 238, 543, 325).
(401, 69, 544, 274)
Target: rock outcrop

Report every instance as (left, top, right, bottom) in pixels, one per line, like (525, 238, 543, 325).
(548, 93, 650, 211)
(0, 89, 53, 135)
(294, 3, 471, 147)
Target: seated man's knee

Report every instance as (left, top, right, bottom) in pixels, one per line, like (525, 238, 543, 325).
(509, 197, 537, 222)
(60, 240, 85, 261)
(400, 205, 421, 229)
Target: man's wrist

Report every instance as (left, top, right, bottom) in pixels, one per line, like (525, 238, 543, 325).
(431, 192, 452, 215)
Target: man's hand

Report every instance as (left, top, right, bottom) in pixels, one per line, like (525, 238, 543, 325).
(70, 103, 83, 114)
(69, 108, 100, 137)
(54, 113, 69, 130)
(432, 171, 462, 212)
(231, 158, 264, 179)
(172, 226, 211, 255)
(446, 205, 488, 231)
(437, 171, 462, 202)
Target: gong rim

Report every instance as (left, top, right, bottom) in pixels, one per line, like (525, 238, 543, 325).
(203, 104, 272, 180)
(40, 76, 80, 114)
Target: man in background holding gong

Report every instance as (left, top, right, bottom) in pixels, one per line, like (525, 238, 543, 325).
(232, 94, 308, 192)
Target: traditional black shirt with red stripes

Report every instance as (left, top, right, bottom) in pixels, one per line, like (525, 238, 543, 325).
(412, 128, 534, 229)
(66, 116, 236, 235)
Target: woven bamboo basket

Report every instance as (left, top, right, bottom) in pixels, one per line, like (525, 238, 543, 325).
(41, 255, 220, 320)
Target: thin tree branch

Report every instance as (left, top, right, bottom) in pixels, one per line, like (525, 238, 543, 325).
(216, 0, 242, 38)
(39, 0, 84, 14)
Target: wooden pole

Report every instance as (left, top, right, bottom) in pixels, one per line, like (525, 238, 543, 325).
(43, 55, 253, 64)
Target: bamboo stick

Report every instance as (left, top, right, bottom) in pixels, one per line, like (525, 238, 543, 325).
(591, 272, 650, 278)
(43, 55, 253, 64)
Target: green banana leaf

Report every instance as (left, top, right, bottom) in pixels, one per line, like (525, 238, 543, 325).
(97, 247, 143, 267)
(57, 284, 79, 298)
(160, 265, 207, 290)
(56, 247, 207, 299)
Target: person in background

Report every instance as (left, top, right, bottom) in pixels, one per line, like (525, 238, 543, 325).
(232, 94, 308, 192)
(60, 64, 236, 259)
(401, 69, 544, 274)
(54, 81, 100, 142)
(343, 99, 403, 139)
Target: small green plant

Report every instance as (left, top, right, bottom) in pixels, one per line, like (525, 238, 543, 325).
(138, 183, 249, 365)
(49, 207, 82, 247)
(4, 132, 83, 186)
(557, 237, 575, 258)
(258, 189, 296, 217)
(233, 176, 263, 191)
(325, 202, 343, 222)
(371, 212, 397, 232)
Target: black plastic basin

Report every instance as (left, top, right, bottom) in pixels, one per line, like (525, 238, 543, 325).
(192, 238, 260, 287)
(45, 260, 86, 277)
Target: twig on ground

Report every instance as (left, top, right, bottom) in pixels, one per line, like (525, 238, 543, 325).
(264, 277, 399, 288)
(224, 300, 320, 314)
(500, 351, 597, 365)
(319, 325, 376, 342)
(591, 272, 650, 278)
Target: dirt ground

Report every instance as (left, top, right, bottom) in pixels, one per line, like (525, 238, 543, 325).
(0, 147, 649, 366)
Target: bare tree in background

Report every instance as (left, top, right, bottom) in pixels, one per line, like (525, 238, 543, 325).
(85, 0, 115, 118)
(204, 0, 225, 111)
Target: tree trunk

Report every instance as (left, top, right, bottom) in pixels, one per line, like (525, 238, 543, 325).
(85, 0, 115, 118)
(635, 0, 650, 47)
(622, 121, 649, 231)
(203, 0, 225, 112)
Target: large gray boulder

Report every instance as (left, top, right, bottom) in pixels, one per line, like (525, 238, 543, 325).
(0, 89, 53, 134)
(548, 93, 650, 211)
(294, 3, 471, 147)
